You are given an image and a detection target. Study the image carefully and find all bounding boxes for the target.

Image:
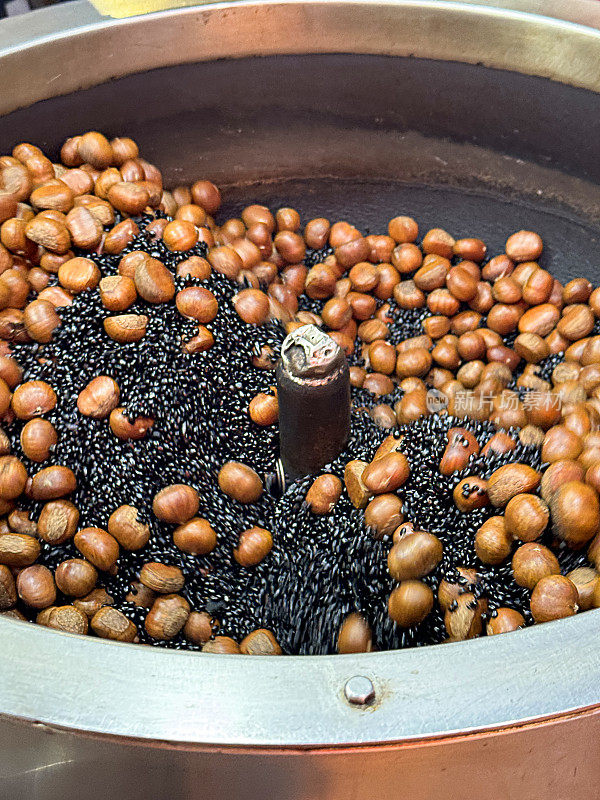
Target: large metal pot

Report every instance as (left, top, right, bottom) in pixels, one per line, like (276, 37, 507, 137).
(1, 1, 600, 797)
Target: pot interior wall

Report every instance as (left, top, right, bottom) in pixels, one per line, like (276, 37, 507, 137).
(221, 177, 600, 284)
(1, 54, 600, 284)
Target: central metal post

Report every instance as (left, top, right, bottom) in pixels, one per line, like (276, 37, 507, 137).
(276, 324, 351, 479)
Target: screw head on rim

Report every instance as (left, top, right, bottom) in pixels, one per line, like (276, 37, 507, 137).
(344, 676, 375, 706)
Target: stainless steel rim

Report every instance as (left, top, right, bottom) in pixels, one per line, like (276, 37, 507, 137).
(2, 0, 600, 117)
(2, 611, 600, 747)
(1, 0, 600, 748)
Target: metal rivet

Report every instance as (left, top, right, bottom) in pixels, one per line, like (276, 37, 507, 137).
(344, 675, 375, 706)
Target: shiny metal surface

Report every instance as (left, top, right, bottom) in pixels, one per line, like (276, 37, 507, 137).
(3, 708, 600, 800)
(1, 2, 600, 796)
(2, 0, 600, 118)
(1, 608, 599, 745)
(344, 675, 376, 705)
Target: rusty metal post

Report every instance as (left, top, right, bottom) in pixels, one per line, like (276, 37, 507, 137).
(276, 325, 351, 479)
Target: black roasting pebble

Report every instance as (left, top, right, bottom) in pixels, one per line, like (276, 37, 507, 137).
(303, 245, 334, 269)
(384, 302, 431, 345)
(9, 216, 282, 625)
(4, 215, 576, 653)
(215, 414, 552, 654)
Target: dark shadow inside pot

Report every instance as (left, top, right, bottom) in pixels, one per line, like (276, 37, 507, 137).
(1, 54, 599, 284)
